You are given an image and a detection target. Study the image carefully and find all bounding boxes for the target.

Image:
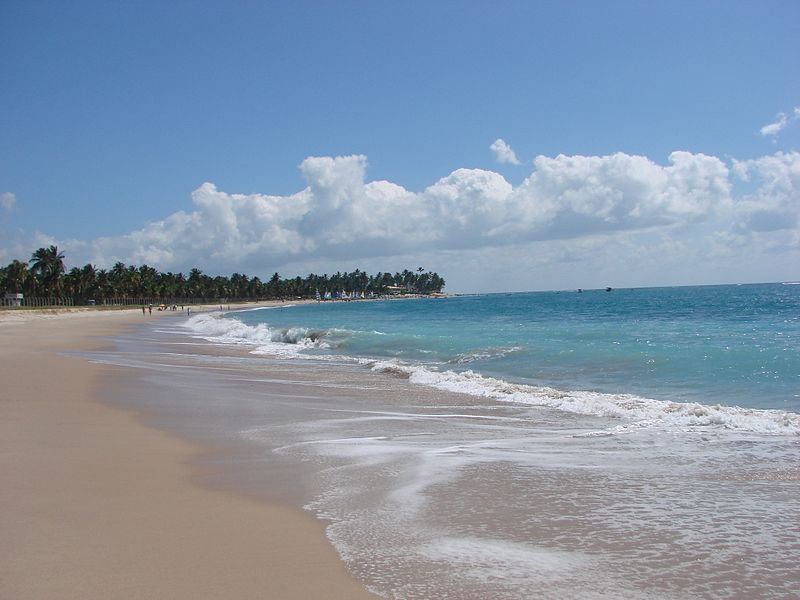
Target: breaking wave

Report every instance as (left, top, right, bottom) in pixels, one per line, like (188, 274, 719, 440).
(183, 312, 335, 357)
(181, 312, 800, 435)
(364, 359, 800, 436)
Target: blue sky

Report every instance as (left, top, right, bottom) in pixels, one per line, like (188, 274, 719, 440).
(1, 1, 799, 292)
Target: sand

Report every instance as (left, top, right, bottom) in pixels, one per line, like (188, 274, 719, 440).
(0, 307, 376, 599)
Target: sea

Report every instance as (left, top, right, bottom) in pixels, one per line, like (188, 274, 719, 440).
(93, 283, 800, 599)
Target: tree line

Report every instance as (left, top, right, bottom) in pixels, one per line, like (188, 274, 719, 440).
(0, 245, 446, 304)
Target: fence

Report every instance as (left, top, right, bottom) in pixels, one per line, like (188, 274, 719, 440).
(0, 296, 229, 309)
(1, 296, 75, 308)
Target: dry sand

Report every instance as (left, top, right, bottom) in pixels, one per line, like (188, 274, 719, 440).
(0, 308, 376, 599)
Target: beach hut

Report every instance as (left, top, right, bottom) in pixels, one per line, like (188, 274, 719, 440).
(4, 293, 23, 307)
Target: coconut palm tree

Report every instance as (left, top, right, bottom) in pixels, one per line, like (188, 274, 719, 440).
(5, 260, 29, 294)
(80, 264, 98, 299)
(30, 245, 65, 296)
(64, 263, 98, 301)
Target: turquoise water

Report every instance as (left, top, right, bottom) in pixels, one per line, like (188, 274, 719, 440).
(226, 283, 799, 413)
(118, 283, 800, 597)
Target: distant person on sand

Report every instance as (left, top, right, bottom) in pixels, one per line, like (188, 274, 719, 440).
(148, 305, 152, 315)
(142, 306, 146, 315)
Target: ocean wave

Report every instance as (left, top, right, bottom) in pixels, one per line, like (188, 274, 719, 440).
(364, 359, 800, 436)
(449, 346, 523, 364)
(182, 312, 332, 357)
(229, 304, 297, 312)
(181, 313, 800, 435)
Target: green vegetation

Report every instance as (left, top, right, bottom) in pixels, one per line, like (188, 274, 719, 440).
(0, 246, 445, 305)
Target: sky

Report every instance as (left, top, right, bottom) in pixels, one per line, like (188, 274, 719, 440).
(1, 0, 798, 293)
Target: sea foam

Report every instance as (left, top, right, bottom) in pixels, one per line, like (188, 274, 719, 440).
(182, 312, 800, 436)
(183, 312, 330, 357)
(365, 359, 800, 435)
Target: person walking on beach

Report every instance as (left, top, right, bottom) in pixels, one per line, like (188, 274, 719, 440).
(148, 305, 152, 315)
(142, 306, 146, 315)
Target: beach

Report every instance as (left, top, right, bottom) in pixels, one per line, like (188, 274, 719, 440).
(151, 290, 797, 599)
(3, 290, 798, 599)
(0, 307, 376, 599)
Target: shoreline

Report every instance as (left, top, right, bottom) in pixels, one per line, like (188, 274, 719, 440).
(0, 308, 377, 599)
(102, 303, 800, 598)
(0, 292, 449, 320)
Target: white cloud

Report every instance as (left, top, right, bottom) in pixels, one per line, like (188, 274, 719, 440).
(4, 150, 799, 291)
(761, 114, 788, 137)
(490, 138, 521, 165)
(1, 192, 16, 211)
(491, 151, 731, 241)
(760, 106, 800, 137)
(81, 150, 731, 274)
(88, 182, 313, 270)
(729, 152, 800, 249)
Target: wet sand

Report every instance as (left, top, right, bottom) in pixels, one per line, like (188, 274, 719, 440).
(7, 304, 798, 598)
(0, 308, 375, 599)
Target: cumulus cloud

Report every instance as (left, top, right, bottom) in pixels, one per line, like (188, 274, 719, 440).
(729, 151, 800, 250)
(1, 192, 16, 211)
(760, 106, 800, 137)
(491, 151, 731, 241)
(89, 182, 312, 269)
(6, 149, 798, 290)
(74, 150, 737, 274)
(490, 138, 521, 165)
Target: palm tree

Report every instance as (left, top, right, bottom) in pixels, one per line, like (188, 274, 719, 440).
(248, 276, 263, 299)
(267, 272, 281, 298)
(80, 264, 97, 299)
(30, 245, 65, 296)
(5, 260, 29, 294)
(65, 264, 97, 300)
(64, 267, 82, 297)
(137, 264, 158, 297)
(95, 269, 111, 300)
(187, 268, 204, 298)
